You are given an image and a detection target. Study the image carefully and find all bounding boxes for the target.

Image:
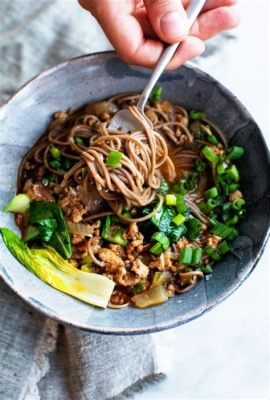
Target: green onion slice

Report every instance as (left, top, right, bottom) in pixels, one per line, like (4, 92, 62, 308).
(189, 110, 206, 120)
(151, 232, 170, 250)
(211, 223, 233, 239)
(75, 136, 85, 146)
(225, 146, 244, 160)
(191, 247, 202, 265)
(172, 213, 185, 226)
(217, 240, 231, 254)
(106, 151, 123, 168)
(205, 187, 218, 199)
(195, 159, 206, 173)
(165, 194, 177, 206)
(49, 146, 61, 160)
(201, 265, 213, 274)
(179, 247, 193, 264)
(149, 85, 163, 101)
(202, 146, 219, 164)
(150, 242, 164, 255)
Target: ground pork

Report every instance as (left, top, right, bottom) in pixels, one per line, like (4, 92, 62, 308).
(149, 254, 166, 271)
(131, 259, 149, 279)
(58, 187, 87, 222)
(167, 283, 176, 298)
(206, 234, 222, 248)
(98, 248, 124, 272)
(90, 236, 101, 254)
(127, 234, 144, 253)
(229, 190, 243, 202)
(123, 223, 139, 240)
(174, 238, 191, 250)
(71, 234, 85, 245)
(210, 145, 224, 157)
(117, 270, 141, 286)
(108, 244, 126, 258)
(110, 290, 130, 305)
(23, 180, 54, 201)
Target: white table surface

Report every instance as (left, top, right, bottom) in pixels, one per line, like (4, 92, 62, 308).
(133, 1, 269, 399)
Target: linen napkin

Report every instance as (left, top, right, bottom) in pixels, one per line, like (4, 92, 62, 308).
(0, 1, 164, 398)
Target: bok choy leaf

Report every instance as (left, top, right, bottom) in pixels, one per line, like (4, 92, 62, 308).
(0, 228, 115, 308)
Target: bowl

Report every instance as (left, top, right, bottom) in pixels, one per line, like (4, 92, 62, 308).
(0, 51, 269, 334)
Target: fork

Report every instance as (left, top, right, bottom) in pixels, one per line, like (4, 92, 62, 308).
(108, 0, 206, 133)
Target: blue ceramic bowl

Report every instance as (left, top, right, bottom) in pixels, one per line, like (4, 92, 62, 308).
(0, 52, 269, 334)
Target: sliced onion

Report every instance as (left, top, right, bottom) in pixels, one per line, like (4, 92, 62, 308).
(131, 284, 168, 308)
(77, 184, 105, 213)
(67, 222, 93, 236)
(152, 271, 171, 286)
(84, 101, 118, 117)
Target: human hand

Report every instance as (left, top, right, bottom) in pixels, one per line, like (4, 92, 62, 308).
(78, 0, 240, 69)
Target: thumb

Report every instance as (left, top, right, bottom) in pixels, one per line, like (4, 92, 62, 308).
(144, 0, 189, 44)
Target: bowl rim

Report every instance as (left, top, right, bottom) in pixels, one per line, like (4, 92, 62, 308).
(0, 50, 269, 335)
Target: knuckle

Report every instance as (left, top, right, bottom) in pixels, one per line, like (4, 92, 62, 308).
(77, 0, 102, 17)
(77, 0, 87, 9)
(118, 51, 137, 65)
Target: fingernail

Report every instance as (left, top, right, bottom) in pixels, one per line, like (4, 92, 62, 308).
(160, 11, 187, 40)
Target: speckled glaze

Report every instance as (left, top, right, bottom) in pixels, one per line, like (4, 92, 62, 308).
(0, 52, 269, 335)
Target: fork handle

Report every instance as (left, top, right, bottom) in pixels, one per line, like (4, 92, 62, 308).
(137, 0, 206, 113)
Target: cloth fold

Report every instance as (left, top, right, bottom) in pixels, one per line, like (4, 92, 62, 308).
(0, 281, 163, 400)
(0, 1, 163, 398)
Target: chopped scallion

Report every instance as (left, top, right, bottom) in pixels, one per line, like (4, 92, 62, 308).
(185, 172, 198, 191)
(75, 136, 85, 146)
(189, 110, 206, 120)
(225, 146, 244, 160)
(225, 215, 239, 226)
(151, 232, 170, 250)
(176, 195, 187, 213)
(208, 134, 219, 145)
(206, 197, 221, 210)
(186, 218, 202, 240)
(172, 213, 185, 226)
(204, 247, 221, 261)
(205, 187, 218, 199)
(195, 159, 206, 173)
(211, 223, 232, 239)
(191, 247, 202, 265)
(228, 183, 239, 193)
(217, 240, 231, 254)
(179, 247, 193, 264)
(226, 227, 239, 241)
(106, 151, 123, 168)
(173, 179, 187, 195)
(232, 198, 245, 210)
(150, 242, 164, 255)
(202, 146, 219, 164)
(149, 85, 163, 102)
(217, 162, 227, 175)
(165, 194, 177, 206)
(227, 165, 239, 182)
(198, 200, 208, 213)
(201, 265, 213, 274)
(49, 160, 61, 170)
(107, 228, 128, 246)
(49, 146, 61, 160)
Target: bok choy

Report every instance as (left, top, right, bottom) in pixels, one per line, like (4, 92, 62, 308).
(0, 228, 115, 308)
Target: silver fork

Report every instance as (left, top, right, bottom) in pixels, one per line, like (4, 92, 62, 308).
(108, 0, 206, 133)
